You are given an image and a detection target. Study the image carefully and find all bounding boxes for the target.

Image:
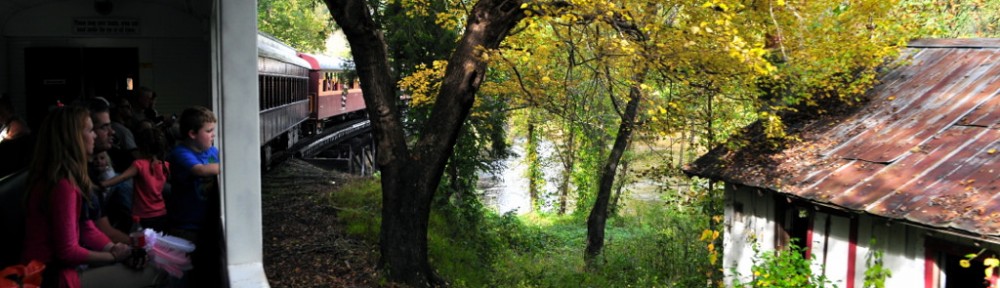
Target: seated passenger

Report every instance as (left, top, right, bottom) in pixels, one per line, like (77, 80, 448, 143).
(131, 87, 162, 126)
(108, 97, 138, 172)
(0, 96, 33, 177)
(20, 105, 144, 288)
(82, 98, 132, 242)
(0, 96, 29, 142)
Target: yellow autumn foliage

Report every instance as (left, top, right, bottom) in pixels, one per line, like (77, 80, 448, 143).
(398, 60, 449, 107)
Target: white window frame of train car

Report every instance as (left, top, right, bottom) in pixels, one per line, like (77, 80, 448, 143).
(212, 0, 270, 287)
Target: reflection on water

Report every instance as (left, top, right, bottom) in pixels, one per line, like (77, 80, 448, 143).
(478, 137, 664, 215)
(478, 138, 559, 215)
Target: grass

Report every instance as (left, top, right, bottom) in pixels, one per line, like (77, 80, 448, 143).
(326, 177, 715, 287)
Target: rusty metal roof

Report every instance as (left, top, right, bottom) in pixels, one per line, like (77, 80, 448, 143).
(686, 38, 1000, 240)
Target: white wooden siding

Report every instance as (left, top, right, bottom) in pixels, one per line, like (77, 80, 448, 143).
(723, 184, 776, 285)
(809, 213, 852, 287)
(724, 183, 935, 288)
(853, 215, 875, 288)
(806, 213, 928, 288)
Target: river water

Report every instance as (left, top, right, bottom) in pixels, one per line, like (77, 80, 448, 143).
(478, 137, 560, 214)
(478, 138, 665, 215)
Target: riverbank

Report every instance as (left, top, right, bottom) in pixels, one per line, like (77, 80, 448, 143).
(262, 158, 716, 287)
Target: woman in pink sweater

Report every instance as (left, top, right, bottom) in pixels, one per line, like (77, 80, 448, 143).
(21, 106, 131, 288)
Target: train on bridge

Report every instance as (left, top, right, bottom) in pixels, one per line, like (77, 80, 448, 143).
(256, 33, 368, 168)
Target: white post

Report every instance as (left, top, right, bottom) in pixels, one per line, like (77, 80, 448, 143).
(214, 0, 269, 286)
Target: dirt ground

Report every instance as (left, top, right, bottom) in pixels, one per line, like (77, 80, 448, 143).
(261, 158, 380, 287)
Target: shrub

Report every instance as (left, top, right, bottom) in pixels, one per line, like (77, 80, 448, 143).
(733, 241, 835, 288)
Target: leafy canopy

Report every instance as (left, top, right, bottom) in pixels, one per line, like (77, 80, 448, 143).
(258, 0, 334, 53)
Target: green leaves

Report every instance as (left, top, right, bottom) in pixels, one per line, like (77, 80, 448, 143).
(735, 241, 834, 288)
(258, 0, 334, 53)
(863, 239, 891, 288)
(898, 0, 1000, 38)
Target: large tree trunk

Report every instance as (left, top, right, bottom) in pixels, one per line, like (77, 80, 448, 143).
(585, 83, 642, 262)
(325, 0, 524, 286)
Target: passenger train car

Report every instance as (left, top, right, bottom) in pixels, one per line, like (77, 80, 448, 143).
(297, 52, 366, 133)
(256, 33, 310, 166)
(256, 33, 366, 167)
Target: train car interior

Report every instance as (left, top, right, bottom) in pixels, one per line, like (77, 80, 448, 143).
(1, 0, 267, 286)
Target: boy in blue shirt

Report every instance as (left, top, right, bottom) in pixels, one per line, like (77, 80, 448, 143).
(167, 106, 219, 242)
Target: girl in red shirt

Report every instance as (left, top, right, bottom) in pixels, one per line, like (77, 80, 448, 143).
(101, 127, 170, 232)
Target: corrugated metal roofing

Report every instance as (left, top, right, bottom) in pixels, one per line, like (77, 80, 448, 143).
(686, 38, 1000, 240)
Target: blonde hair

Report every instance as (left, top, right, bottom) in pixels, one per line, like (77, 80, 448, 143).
(28, 105, 93, 203)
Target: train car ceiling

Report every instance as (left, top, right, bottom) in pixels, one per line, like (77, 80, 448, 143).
(1, 0, 212, 122)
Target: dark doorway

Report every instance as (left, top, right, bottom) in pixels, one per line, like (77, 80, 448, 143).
(24, 47, 138, 131)
(775, 196, 812, 257)
(944, 252, 993, 288)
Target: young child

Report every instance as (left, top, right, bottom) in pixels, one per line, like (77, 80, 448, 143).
(166, 106, 219, 242)
(93, 151, 118, 183)
(101, 127, 171, 232)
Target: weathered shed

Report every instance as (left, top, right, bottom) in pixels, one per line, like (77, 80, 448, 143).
(686, 39, 1000, 288)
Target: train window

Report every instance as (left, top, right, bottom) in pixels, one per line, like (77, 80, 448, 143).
(278, 77, 284, 106)
(267, 76, 274, 109)
(258, 75, 264, 110)
(263, 76, 270, 109)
